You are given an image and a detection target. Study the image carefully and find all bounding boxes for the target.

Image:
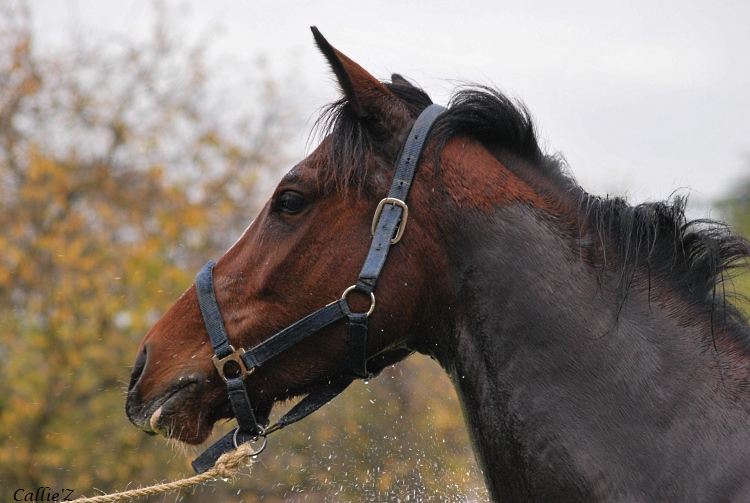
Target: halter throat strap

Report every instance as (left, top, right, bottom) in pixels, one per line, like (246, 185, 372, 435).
(192, 104, 446, 473)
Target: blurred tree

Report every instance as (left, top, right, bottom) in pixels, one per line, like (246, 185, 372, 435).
(716, 162, 750, 314)
(719, 172, 750, 238)
(0, 1, 487, 501)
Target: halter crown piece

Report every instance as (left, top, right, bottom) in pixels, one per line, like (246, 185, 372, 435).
(192, 104, 446, 473)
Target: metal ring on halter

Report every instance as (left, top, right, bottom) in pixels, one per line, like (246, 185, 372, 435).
(341, 285, 376, 317)
(232, 427, 268, 456)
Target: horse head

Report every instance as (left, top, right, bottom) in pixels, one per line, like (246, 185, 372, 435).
(125, 28, 451, 446)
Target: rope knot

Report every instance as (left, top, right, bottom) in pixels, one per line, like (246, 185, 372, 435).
(213, 442, 255, 479)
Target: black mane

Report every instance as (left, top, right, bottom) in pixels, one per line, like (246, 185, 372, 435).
(583, 196, 750, 331)
(317, 78, 750, 340)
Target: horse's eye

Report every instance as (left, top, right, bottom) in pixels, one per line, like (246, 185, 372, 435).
(276, 191, 308, 215)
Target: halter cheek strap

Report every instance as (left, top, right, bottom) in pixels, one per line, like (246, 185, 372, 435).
(191, 104, 446, 474)
(195, 262, 263, 438)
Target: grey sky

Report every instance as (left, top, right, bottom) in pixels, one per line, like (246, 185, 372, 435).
(30, 0, 750, 215)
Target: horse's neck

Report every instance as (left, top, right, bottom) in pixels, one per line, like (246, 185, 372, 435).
(429, 203, 750, 501)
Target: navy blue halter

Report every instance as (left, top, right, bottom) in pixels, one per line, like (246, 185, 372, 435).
(191, 104, 446, 473)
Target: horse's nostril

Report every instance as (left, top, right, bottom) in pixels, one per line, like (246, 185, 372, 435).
(128, 346, 148, 392)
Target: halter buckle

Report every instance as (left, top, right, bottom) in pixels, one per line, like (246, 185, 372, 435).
(371, 197, 408, 244)
(212, 346, 254, 381)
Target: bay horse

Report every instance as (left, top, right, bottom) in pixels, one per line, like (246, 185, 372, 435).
(126, 28, 750, 501)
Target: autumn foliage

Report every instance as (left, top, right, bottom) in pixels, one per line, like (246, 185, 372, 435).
(0, 2, 486, 501)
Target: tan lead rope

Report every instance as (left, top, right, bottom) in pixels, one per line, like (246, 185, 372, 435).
(73, 443, 257, 503)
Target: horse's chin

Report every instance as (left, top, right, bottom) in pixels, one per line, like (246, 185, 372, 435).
(129, 375, 277, 446)
(148, 406, 216, 445)
(131, 380, 218, 445)
(148, 405, 211, 444)
(149, 394, 274, 446)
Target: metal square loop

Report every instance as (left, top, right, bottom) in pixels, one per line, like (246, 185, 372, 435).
(371, 197, 408, 244)
(212, 346, 254, 381)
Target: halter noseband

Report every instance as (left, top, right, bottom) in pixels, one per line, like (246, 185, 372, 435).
(191, 104, 446, 473)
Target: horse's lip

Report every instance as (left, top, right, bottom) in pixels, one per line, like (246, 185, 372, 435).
(140, 379, 199, 436)
(149, 406, 164, 434)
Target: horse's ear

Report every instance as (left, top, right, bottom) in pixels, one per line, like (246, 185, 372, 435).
(311, 27, 409, 135)
(391, 73, 412, 87)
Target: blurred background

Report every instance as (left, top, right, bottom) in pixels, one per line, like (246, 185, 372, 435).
(1, 0, 749, 501)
